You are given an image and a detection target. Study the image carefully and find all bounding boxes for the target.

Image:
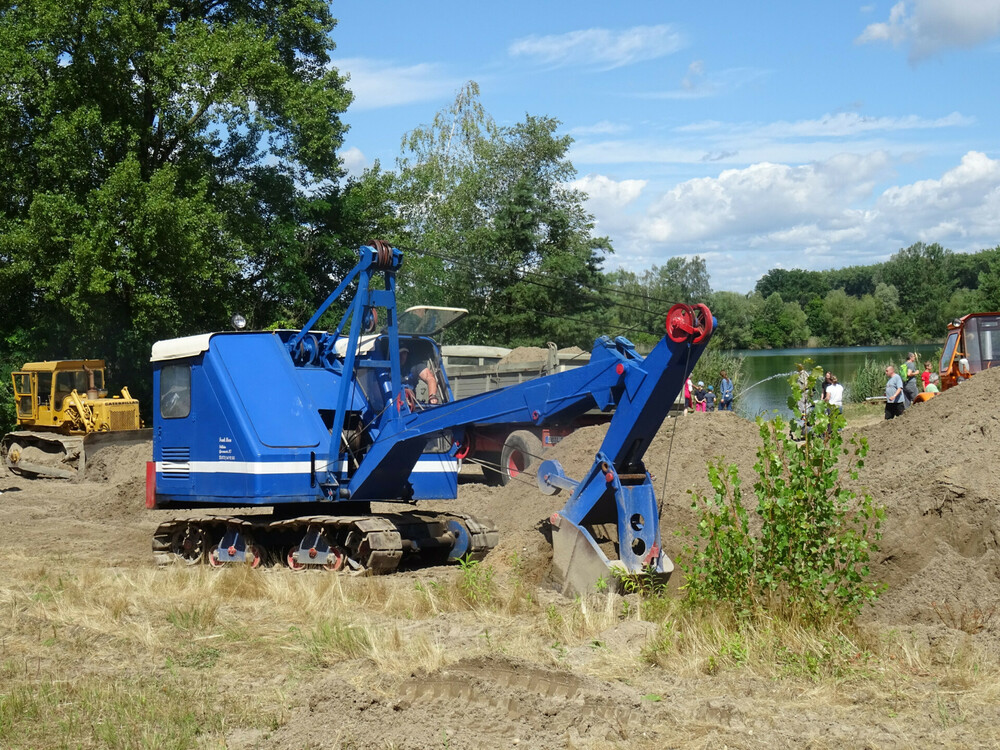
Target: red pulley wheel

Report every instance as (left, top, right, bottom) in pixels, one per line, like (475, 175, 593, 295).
(665, 304, 695, 342)
(693, 304, 713, 344)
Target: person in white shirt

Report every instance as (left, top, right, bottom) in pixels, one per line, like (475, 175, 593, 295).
(826, 374, 844, 412)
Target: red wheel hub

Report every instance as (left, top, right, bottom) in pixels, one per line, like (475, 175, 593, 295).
(665, 303, 713, 344)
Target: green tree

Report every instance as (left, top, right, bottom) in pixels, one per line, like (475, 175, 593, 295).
(680, 367, 884, 623)
(821, 289, 854, 346)
(395, 84, 611, 347)
(706, 291, 755, 350)
(750, 293, 809, 348)
(607, 257, 712, 346)
(754, 268, 828, 307)
(0, 0, 352, 402)
(977, 251, 1000, 311)
(877, 242, 955, 339)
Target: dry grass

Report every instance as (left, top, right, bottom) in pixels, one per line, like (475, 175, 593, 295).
(2, 550, 1000, 748)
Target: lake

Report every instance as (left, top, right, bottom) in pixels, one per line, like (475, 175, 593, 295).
(731, 344, 938, 418)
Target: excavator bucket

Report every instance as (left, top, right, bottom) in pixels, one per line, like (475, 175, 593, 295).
(541, 456, 673, 597)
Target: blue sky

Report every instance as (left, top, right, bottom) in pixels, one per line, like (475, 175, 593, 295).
(330, 1, 1000, 293)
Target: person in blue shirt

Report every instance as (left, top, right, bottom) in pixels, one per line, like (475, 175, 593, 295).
(719, 370, 734, 411)
(884, 365, 905, 419)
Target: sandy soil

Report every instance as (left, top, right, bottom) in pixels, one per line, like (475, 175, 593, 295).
(4, 370, 1000, 747)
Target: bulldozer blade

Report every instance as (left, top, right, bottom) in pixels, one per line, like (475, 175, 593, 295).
(8, 460, 78, 480)
(3, 429, 150, 480)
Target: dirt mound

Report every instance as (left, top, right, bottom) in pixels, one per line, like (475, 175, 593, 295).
(456, 370, 1000, 634)
(558, 345, 589, 361)
(849, 370, 1000, 629)
(499, 346, 550, 365)
(85, 440, 149, 484)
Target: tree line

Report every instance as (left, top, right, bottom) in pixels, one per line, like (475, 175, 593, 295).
(2, 2, 999, 429)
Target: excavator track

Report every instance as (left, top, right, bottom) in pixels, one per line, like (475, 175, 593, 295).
(152, 511, 498, 573)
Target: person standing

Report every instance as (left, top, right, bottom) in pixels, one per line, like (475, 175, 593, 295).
(884, 365, 905, 419)
(719, 370, 734, 411)
(925, 372, 941, 393)
(705, 385, 716, 411)
(921, 361, 933, 391)
(826, 375, 844, 413)
(693, 381, 707, 412)
(684, 376, 693, 414)
(902, 353, 920, 407)
(821, 371, 833, 401)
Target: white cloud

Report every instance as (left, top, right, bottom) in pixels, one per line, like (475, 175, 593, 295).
(682, 60, 705, 91)
(568, 110, 970, 169)
(857, 0, 1000, 61)
(569, 121, 631, 136)
(336, 57, 463, 110)
(638, 153, 891, 243)
(339, 147, 367, 177)
(592, 150, 1000, 292)
(508, 25, 685, 70)
(877, 151, 1000, 239)
(569, 174, 647, 237)
(571, 174, 646, 207)
(677, 111, 973, 138)
(635, 65, 767, 100)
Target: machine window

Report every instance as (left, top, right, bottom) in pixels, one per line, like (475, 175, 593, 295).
(160, 365, 191, 419)
(13, 373, 30, 394)
(940, 332, 959, 372)
(37, 373, 52, 406)
(54, 371, 89, 406)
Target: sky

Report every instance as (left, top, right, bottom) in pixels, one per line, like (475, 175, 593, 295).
(330, 0, 1000, 293)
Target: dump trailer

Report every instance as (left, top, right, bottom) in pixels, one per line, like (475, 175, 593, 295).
(441, 342, 604, 486)
(147, 242, 714, 594)
(3, 360, 147, 479)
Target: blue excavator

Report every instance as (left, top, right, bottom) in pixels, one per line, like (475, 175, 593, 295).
(147, 242, 714, 594)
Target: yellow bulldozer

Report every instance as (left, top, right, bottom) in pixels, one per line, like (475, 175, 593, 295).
(2, 359, 149, 479)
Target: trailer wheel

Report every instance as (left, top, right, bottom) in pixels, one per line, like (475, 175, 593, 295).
(481, 451, 503, 486)
(499, 431, 543, 486)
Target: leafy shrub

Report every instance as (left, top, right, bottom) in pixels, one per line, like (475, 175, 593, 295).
(457, 555, 496, 606)
(848, 357, 896, 404)
(679, 366, 885, 624)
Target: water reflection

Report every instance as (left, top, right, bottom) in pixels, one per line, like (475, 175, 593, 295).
(731, 345, 926, 418)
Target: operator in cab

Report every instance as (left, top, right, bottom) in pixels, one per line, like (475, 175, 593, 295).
(400, 347, 439, 405)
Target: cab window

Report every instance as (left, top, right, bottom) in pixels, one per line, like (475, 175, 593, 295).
(160, 365, 191, 419)
(940, 332, 959, 372)
(37, 373, 52, 406)
(54, 371, 89, 406)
